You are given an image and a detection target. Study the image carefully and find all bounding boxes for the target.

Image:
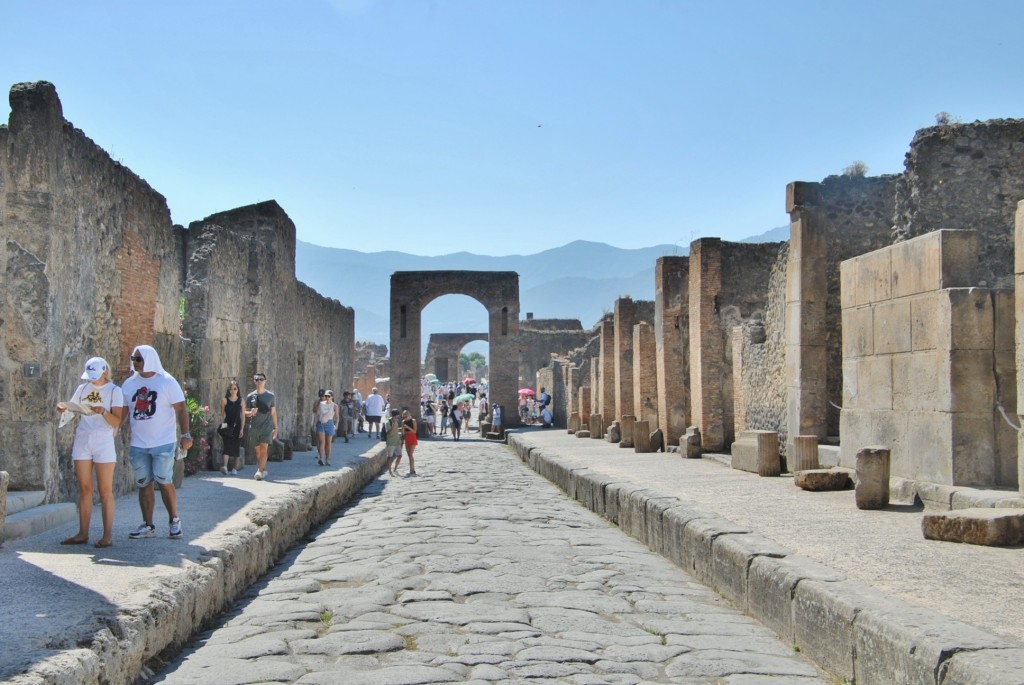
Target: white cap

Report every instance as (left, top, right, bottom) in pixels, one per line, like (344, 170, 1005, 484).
(81, 357, 109, 381)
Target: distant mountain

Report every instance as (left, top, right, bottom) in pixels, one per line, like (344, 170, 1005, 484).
(740, 225, 789, 243)
(295, 233, 777, 348)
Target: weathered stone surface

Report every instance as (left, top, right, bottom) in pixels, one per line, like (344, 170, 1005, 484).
(650, 427, 665, 453)
(575, 430, 591, 439)
(0, 471, 8, 542)
(790, 435, 820, 471)
(684, 426, 702, 458)
(941, 647, 1024, 685)
(794, 469, 851, 491)
(922, 507, 1024, 546)
(855, 446, 891, 509)
(606, 420, 620, 443)
(634, 420, 652, 453)
(732, 430, 781, 477)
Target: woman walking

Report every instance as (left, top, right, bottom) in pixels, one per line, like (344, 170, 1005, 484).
(450, 402, 463, 442)
(314, 390, 339, 466)
(57, 357, 125, 548)
(218, 380, 244, 475)
(402, 409, 418, 476)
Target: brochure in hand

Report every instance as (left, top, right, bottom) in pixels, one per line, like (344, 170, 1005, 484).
(57, 401, 99, 428)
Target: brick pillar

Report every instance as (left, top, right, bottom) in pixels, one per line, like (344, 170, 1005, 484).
(578, 386, 591, 424)
(785, 184, 829, 455)
(655, 256, 690, 446)
(589, 357, 601, 416)
(633, 321, 658, 429)
(689, 238, 726, 450)
(598, 319, 616, 422)
(614, 298, 637, 424)
(732, 326, 746, 438)
(566, 365, 579, 419)
(634, 420, 652, 453)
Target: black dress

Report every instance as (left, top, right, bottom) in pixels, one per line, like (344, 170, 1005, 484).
(222, 396, 243, 458)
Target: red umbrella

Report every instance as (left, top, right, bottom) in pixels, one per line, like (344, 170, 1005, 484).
(463, 378, 476, 384)
(518, 388, 535, 395)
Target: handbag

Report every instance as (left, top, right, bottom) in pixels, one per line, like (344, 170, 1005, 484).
(217, 422, 233, 439)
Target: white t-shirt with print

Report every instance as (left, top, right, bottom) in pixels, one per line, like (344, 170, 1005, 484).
(70, 382, 124, 436)
(121, 373, 186, 448)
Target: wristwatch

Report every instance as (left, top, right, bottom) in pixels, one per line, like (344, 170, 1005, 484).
(182, 433, 192, 439)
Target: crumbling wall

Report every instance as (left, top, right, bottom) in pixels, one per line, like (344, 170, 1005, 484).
(0, 82, 181, 502)
(894, 119, 1024, 290)
(519, 326, 590, 395)
(185, 202, 355, 452)
(655, 257, 690, 446)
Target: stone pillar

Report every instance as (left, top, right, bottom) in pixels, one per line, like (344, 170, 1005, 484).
(614, 298, 637, 424)
(578, 386, 591, 424)
(568, 412, 580, 434)
(785, 185, 829, 455)
(589, 413, 604, 440)
(656, 256, 690, 447)
(566, 365, 579, 420)
(632, 321, 658, 429)
(791, 435, 820, 472)
(598, 319, 616, 422)
(732, 326, 747, 437)
(684, 426, 702, 459)
(1017, 200, 1024, 497)
(689, 238, 726, 450)
(855, 446, 891, 509)
(619, 415, 636, 448)
(634, 420, 652, 453)
(590, 356, 601, 418)
(0, 471, 8, 545)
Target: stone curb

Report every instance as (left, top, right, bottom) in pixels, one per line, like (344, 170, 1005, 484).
(8, 450, 387, 685)
(506, 434, 1024, 685)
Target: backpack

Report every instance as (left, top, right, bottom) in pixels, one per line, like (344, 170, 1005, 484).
(381, 420, 389, 441)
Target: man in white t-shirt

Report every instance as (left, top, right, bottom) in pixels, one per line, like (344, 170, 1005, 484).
(364, 387, 386, 439)
(120, 344, 191, 540)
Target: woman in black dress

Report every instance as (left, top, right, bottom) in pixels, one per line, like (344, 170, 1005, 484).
(219, 380, 244, 475)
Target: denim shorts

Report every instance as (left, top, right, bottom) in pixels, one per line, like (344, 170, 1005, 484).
(317, 419, 336, 437)
(129, 443, 176, 487)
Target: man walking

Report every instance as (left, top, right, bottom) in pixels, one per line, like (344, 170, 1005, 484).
(245, 372, 278, 480)
(121, 345, 190, 540)
(340, 391, 356, 442)
(364, 386, 386, 438)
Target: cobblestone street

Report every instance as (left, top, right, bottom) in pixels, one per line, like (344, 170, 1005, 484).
(155, 438, 828, 684)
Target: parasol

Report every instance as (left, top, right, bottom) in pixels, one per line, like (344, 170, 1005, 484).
(454, 393, 475, 403)
(518, 388, 535, 396)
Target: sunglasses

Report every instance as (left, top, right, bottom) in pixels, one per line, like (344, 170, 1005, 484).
(131, 356, 144, 363)
(253, 377, 266, 382)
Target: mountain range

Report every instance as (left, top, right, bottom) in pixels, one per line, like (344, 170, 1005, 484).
(295, 226, 788, 350)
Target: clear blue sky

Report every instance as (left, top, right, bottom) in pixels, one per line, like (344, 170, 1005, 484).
(4, 1, 1023, 256)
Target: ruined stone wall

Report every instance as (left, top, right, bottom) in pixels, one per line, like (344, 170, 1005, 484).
(185, 203, 355, 448)
(518, 327, 589, 391)
(893, 119, 1024, 290)
(0, 82, 182, 502)
(734, 243, 788, 444)
(521, 318, 583, 332)
(655, 257, 690, 446)
(0, 82, 355, 502)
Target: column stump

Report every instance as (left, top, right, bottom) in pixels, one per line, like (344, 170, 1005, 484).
(634, 420, 652, 453)
(855, 446, 890, 509)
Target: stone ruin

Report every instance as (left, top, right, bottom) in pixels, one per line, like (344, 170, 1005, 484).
(0, 82, 354, 503)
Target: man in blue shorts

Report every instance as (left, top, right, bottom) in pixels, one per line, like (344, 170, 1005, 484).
(120, 345, 191, 540)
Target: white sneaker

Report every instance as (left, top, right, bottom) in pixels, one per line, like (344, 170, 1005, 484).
(253, 471, 263, 481)
(229, 469, 238, 475)
(259, 470, 268, 480)
(128, 523, 156, 539)
(220, 466, 228, 475)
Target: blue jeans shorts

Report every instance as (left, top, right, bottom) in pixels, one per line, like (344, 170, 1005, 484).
(317, 419, 336, 437)
(129, 443, 176, 487)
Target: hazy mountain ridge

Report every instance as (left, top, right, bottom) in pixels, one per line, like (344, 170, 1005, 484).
(295, 233, 780, 346)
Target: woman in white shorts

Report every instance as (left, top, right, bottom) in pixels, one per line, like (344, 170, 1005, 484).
(57, 357, 125, 548)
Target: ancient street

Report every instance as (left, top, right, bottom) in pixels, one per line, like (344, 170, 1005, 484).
(154, 438, 827, 684)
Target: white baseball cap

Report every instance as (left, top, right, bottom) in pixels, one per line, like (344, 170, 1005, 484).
(81, 357, 109, 381)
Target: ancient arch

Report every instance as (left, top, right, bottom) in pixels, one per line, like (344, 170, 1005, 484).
(391, 272, 519, 427)
(426, 332, 488, 382)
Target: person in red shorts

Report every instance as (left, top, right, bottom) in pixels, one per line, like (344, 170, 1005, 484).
(401, 408, 418, 476)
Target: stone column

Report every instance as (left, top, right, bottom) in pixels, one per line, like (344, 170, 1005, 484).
(634, 420, 652, 453)
(590, 356, 601, 418)
(566, 365, 579, 420)
(732, 326, 747, 438)
(855, 446, 891, 509)
(614, 298, 637, 424)
(689, 238, 726, 450)
(785, 184, 829, 455)
(1017, 200, 1024, 498)
(578, 386, 591, 424)
(655, 256, 690, 447)
(791, 435, 820, 472)
(589, 413, 604, 439)
(568, 412, 580, 434)
(632, 321, 658, 429)
(598, 321, 616, 422)
(619, 415, 636, 448)
(0, 471, 8, 546)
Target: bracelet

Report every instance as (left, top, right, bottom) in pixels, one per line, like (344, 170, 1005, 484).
(182, 433, 192, 439)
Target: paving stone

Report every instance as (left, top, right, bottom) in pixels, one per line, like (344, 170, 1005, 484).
(921, 507, 1024, 546)
(793, 469, 851, 491)
(155, 440, 828, 684)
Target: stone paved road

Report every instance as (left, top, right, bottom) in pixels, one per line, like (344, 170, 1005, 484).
(154, 439, 829, 684)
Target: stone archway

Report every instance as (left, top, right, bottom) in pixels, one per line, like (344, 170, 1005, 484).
(391, 271, 519, 426)
(426, 332, 488, 382)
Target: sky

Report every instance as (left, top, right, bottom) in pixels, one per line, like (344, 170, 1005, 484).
(3, 1, 1023, 257)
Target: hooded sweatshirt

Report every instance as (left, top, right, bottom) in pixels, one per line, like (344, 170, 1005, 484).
(121, 345, 186, 448)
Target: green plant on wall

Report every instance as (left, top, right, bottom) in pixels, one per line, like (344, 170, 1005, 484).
(183, 393, 212, 476)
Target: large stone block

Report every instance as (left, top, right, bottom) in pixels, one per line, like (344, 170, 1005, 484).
(872, 299, 912, 355)
(890, 229, 978, 299)
(856, 355, 894, 411)
(855, 446, 891, 509)
(922, 507, 1024, 546)
(848, 247, 892, 308)
(794, 469, 851, 491)
(789, 435, 820, 471)
(731, 430, 781, 477)
(892, 350, 945, 412)
(710, 532, 791, 611)
(941, 647, 1024, 685)
(748, 555, 845, 647)
(842, 306, 874, 358)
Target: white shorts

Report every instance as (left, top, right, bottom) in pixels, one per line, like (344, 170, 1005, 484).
(72, 430, 117, 464)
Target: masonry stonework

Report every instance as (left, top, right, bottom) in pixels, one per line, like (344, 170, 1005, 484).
(655, 256, 690, 446)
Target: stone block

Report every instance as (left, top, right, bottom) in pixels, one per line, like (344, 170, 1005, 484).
(710, 533, 791, 611)
(589, 413, 604, 439)
(748, 555, 845, 646)
(890, 229, 978, 299)
(0, 471, 8, 543)
(947, 288, 996, 351)
(683, 426, 701, 458)
(794, 469, 851, 491)
(817, 444, 841, 468)
(793, 580, 886, 683)
(892, 350, 945, 412)
(680, 516, 751, 586)
(606, 420, 620, 443)
(848, 247, 892, 308)
(903, 411, 951, 483)
(567, 412, 579, 434)
(619, 415, 636, 448)
(842, 306, 874, 358)
(872, 299, 912, 355)
(790, 435, 820, 471)
(922, 508, 1024, 546)
(949, 350, 996, 413)
(855, 446, 890, 509)
(941, 647, 1024, 685)
(649, 428, 664, 453)
(633, 420, 652, 452)
(730, 430, 781, 477)
(909, 292, 942, 352)
(856, 356, 893, 411)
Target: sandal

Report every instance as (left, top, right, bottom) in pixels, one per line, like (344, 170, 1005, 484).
(61, 536, 88, 545)
(94, 539, 113, 548)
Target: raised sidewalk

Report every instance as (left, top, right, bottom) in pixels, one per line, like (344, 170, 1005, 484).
(505, 428, 1024, 685)
(0, 439, 386, 685)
